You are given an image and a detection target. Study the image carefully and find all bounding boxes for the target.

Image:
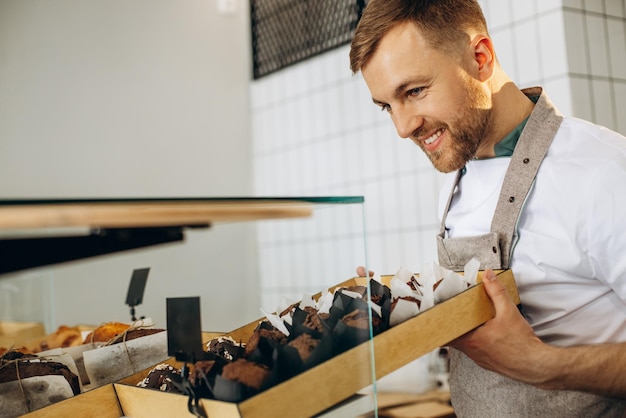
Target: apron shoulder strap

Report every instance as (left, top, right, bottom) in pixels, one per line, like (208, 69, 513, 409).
(491, 88, 563, 268)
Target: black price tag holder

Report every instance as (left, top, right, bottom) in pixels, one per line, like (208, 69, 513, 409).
(166, 296, 207, 418)
(125, 268, 150, 321)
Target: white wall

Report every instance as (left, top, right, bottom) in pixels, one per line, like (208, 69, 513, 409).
(0, 0, 260, 332)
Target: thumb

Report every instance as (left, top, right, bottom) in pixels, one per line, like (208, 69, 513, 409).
(356, 266, 375, 277)
(482, 269, 513, 314)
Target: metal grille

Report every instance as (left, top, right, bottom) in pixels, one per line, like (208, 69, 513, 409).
(250, 0, 365, 79)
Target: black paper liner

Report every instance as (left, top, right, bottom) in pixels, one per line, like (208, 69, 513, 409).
(275, 332, 335, 380)
(332, 304, 385, 353)
(245, 334, 282, 367)
(332, 316, 370, 352)
(213, 374, 261, 403)
(369, 278, 391, 302)
(189, 354, 232, 399)
(212, 358, 280, 403)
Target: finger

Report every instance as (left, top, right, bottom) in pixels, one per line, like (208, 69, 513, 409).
(482, 269, 514, 314)
(356, 266, 374, 277)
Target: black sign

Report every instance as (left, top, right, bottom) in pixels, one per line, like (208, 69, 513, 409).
(125, 267, 150, 307)
(166, 296, 204, 363)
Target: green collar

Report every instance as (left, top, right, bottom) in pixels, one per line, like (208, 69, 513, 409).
(493, 116, 529, 157)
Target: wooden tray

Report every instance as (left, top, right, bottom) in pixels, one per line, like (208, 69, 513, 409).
(119, 270, 517, 418)
(23, 270, 518, 418)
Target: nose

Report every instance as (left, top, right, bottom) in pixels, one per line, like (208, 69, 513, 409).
(392, 105, 423, 139)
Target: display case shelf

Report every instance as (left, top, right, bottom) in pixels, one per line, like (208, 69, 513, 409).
(0, 197, 363, 275)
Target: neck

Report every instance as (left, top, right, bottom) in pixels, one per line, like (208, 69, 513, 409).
(476, 73, 535, 159)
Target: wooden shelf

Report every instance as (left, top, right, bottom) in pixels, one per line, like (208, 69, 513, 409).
(0, 197, 364, 274)
(0, 198, 316, 230)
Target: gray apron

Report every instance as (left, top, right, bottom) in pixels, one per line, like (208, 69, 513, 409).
(436, 88, 626, 417)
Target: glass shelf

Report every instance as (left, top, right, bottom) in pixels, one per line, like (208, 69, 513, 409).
(0, 196, 365, 274)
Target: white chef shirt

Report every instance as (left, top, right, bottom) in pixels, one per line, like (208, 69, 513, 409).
(439, 116, 626, 346)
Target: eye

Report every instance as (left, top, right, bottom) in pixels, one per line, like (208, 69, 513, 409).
(407, 87, 424, 97)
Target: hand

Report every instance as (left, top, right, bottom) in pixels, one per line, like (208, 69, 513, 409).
(449, 269, 550, 385)
(356, 266, 375, 277)
(450, 270, 626, 397)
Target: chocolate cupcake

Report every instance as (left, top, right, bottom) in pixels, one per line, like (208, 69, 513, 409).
(136, 363, 182, 393)
(206, 336, 245, 362)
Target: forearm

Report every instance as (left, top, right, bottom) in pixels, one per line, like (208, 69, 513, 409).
(527, 341, 626, 398)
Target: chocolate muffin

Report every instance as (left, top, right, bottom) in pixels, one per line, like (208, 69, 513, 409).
(221, 359, 270, 390)
(287, 333, 320, 362)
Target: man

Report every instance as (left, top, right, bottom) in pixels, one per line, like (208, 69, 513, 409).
(350, 0, 626, 416)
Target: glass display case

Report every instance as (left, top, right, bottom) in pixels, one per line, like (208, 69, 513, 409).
(0, 196, 381, 417)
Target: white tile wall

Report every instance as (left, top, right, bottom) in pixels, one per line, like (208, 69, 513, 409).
(564, 10, 590, 74)
(249, 0, 626, 394)
(614, 82, 626, 133)
(512, 0, 537, 21)
(538, 11, 569, 79)
(586, 14, 612, 77)
(607, 18, 626, 78)
(584, 0, 605, 14)
(605, 0, 625, 17)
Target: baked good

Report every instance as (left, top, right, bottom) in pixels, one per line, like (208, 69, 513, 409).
(0, 351, 80, 396)
(24, 325, 83, 353)
(302, 311, 328, 334)
(190, 360, 216, 387)
(244, 323, 288, 357)
(136, 363, 182, 393)
(83, 322, 130, 344)
(206, 336, 244, 361)
(341, 309, 374, 330)
(0, 346, 30, 356)
(287, 333, 320, 362)
(110, 328, 165, 344)
(221, 358, 270, 390)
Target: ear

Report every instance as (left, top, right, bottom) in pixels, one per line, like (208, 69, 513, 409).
(471, 35, 496, 81)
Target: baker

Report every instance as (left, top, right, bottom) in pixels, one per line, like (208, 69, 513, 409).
(350, 0, 626, 416)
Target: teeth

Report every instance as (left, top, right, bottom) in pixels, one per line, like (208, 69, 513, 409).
(424, 129, 443, 145)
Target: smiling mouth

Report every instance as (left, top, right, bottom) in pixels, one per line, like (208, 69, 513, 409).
(424, 129, 444, 145)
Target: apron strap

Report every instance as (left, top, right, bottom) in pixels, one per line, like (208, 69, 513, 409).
(491, 88, 563, 268)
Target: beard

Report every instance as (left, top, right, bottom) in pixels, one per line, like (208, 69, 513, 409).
(413, 82, 492, 173)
